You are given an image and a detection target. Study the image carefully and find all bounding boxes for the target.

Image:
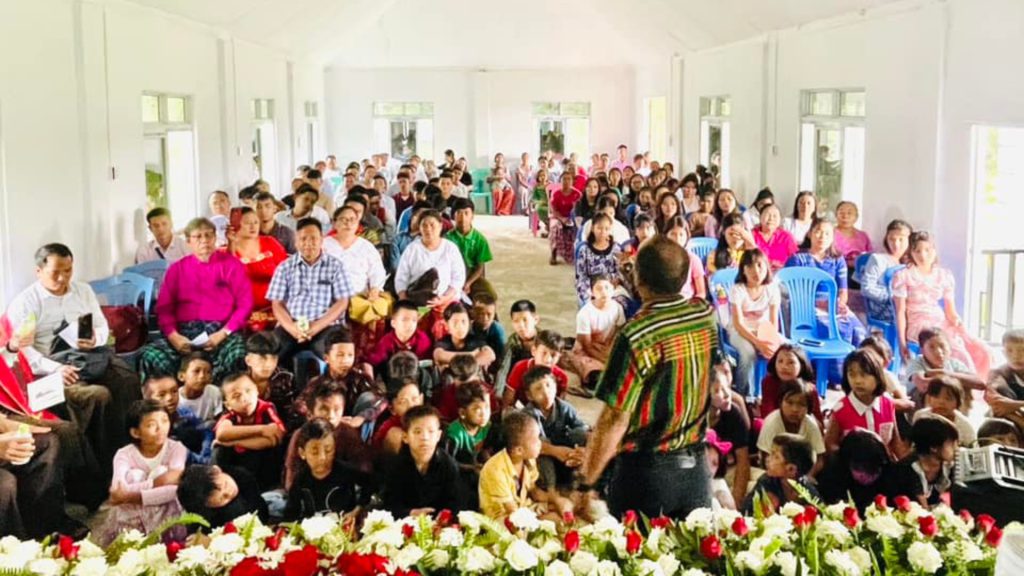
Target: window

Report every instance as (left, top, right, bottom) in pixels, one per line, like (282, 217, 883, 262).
(699, 96, 731, 187)
(304, 101, 319, 165)
(250, 99, 277, 189)
(532, 101, 591, 160)
(798, 89, 866, 213)
(141, 93, 197, 226)
(373, 102, 433, 162)
(644, 97, 668, 163)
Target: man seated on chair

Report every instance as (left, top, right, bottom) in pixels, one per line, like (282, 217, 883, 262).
(135, 207, 190, 264)
(6, 243, 143, 472)
(256, 192, 296, 254)
(139, 218, 253, 385)
(266, 217, 354, 368)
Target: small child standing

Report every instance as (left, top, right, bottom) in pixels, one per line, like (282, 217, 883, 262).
(177, 353, 222, 424)
(244, 332, 299, 430)
(381, 406, 466, 517)
(478, 410, 573, 521)
(522, 366, 589, 490)
(143, 375, 213, 465)
(444, 382, 502, 509)
(471, 294, 507, 363)
(283, 418, 372, 521)
(213, 372, 286, 490)
(742, 433, 819, 515)
(503, 330, 569, 410)
(565, 275, 625, 396)
(177, 465, 269, 527)
(913, 377, 976, 446)
(98, 399, 187, 545)
(825, 350, 903, 457)
(756, 381, 826, 476)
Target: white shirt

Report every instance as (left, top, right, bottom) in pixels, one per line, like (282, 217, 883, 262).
(135, 235, 190, 265)
(728, 282, 781, 331)
(576, 301, 625, 339)
(322, 236, 387, 293)
(276, 206, 331, 233)
(782, 217, 813, 245)
(6, 281, 111, 376)
(394, 238, 466, 296)
(757, 410, 826, 456)
(178, 385, 223, 423)
(580, 219, 632, 246)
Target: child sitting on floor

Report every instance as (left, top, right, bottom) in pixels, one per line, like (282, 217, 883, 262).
(143, 375, 213, 465)
(177, 353, 222, 424)
(977, 418, 1022, 448)
(522, 366, 589, 490)
(904, 327, 984, 412)
(381, 405, 466, 517)
(372, 378, 425, 455)
(244, 331, 299, 430)
(433, 302, 496, 371)
(283, 418, 372, 522)
(913, 376, 976, 446)
(496, 300, 540, 389)
(302, 327, 386, 432)
(471, 294, 506, 363)
(890, 415, 959, 507)
(705, 428, 736, 510)
(364, 300, 433, 378)
(503, 329, 569, 410)
(478, 410, 573, 521)
(98, 399, 188, 545)
(742, 433, 818, 515)
(213, 372, 286, 490)
(565, 275, 625, 397)
(177, 465, 269, 527)
(444, 381, 502, 510)
(756, 380, 826, 476)
(434, 354, 499, 423)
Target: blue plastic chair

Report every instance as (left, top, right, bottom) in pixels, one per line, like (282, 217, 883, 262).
(852, 253, 872, 284)
(89, 272, 155, 316)
(123, 259, 170, 298)
(709, 269, 770, 400)
(775, 267, 855, 396)
(687, 238, 717, 269)
(865, 264, 906, 372)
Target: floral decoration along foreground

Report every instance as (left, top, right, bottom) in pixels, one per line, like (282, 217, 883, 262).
(0, 496, 1004, 576)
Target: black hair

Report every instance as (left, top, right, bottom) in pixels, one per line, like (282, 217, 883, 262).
(238, 186, 258, 201)
(322, 326, 354, 351)
(295, 217, 323, 234)
(294, 183, 319, 200)
(502, 410, 539, 448)
(333, 205, 358, 221)
(772, 433, 815, 477)
(660, 215, 688, 237)
(978, 418, 1022, 446)
(305, 378, 346, 411)
(417, 209, 443, 227)
(777, 379, 814, 410)
(209, 190, 230, 200)
(145, 207, 171, 223)
(451, 198, 474, 213)
(393, 299, 420, 315)
(636, 235, 689, 296)
(456, 381, 489, 409)
(753, 188, 775, 211)
(255, 191, 276, 204)
(791, 191, 817, 220)
(917, 326, 946, 350)
(472, 292, 497, 308)
(841, 350, 887, 397)
(589, 273, 613, 288)
(907, 230, 938, 267)
(711, 188, 739, 224)
(586, 213, 613, 245)
(798, 217, 843, 257)
(713, 212, 746, 271)
(838, 429, 889, 475)
(34, 243, 73, 267)
(681, 172, 699, 189)
(402, 404, 440, 430)
(767, 344, 816, 382)
(178, 351, 212, 374)
(735, 248, 772, 287)
(510, 299, 537, 315)
(523, 365, 555, 394)
(245, 331, 280, 356)
(443, 302, 469, 321)
(910, 415, 960, 454)
(125, 399, 166, 445)
(345, 194, 368, 210)
(534, 329, 563, 352)
(387, 352, 420, 387)
(295, 418, 334, 455)
(926, 376, 964, 409)
(633, 212, 654, 229)
(596, 195, 617, 212)
(448, 354, 480, 382)
(859, 335, 893, 365)
(177, 465, 219, 514)
(221, 371, 254, 391)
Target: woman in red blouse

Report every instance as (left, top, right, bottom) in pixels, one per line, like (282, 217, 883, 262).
(549, 171, 582, 265)
(227, 207, 287, 331)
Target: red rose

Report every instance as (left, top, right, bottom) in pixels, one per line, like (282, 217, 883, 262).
(165, 541, 184, 562)
(959, 509, 973, 524)
(977, 514, 997, 534)
(436, 509, 453, 527)
(731, 516, 750, 537)
(337, 552, 390, 576)
(282, 545, 320, 576)
(918, 516, 938, 538)
(803, 505, 819, 524)
(57, 535, 79, 561)
(626, 531, 643, 555)
(874, 495, 888, 510)
(986, 526, 1004, 548)
(266, 528, 286, 552)
(564, 530, 581, 554)
(843, 507, 860, 528)
(623, 510, 638, 527)
(562, 510, 576, 525)
(504, 517, 516, 533)
(224, 522, 238, 534)
(230, 558, 271, 576)
(700, 534, 723, 561)
(651, 516, 672, 530)
(402, 523, 416, 539)
(394, 571, 421, 576)
(793, 512, 812, 530)
(894, 495, 912, 513)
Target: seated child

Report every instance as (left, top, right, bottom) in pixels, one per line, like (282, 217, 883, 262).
(859, 336, 915, 412)
(913, 376, 976, 446)
(496, 300, 540, 391)
(709, 357, 753, 507)
(817, 429, 893, 513)
(760, 344, 823, 426)
(213, 372, 286, 490)
(503, 330, 569, 410)
(372, 379, 424, 455)
(244, 331, 299, 430)
(177, 353, 222, 424)
(889, 415, 959, 507)
(177, 464, 269, 527)
(434, 354, 499, 423)
(522, 366, 589, 490)
(904, 327, 984, 412)
(705, 428, 737, 510)
(97, 399, 187, 545)
(825, 350, 903, 457)
(284, 378, 372, 491)
(756, 380, 826, 476)
(444, 382, 502, 510)
(478, 410, 573, 521)
(742, 433, 819, 515)
(565, 275, 625, 396)
(302, 327, 386, 431)
(984, 329, 1024, 432)
(143, 375, 213, 464)
(364, 300, 433, 378)
(380, 405, 466, 517)
(284, 418, 372, 521)
(471, 294, 507, 363)
(977, 417, 1022, 448)
(433, 303, 496, 371)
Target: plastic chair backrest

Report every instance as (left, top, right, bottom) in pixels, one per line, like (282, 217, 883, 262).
(708, 269, 738, 302)
(853, 253, 872, 283)
(123, 260, 170, 296)
(89, 272, 155, 315)
(687, 238, 718, 268)
(775, 267, 841, 341)
(882, 264, 906, 289)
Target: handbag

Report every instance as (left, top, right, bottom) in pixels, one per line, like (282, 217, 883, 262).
(405, 268, 440, 307)
(48, 320, 112, 382)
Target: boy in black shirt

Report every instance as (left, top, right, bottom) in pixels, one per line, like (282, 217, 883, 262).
(177, 465, 268, 527)
(380, 405, 465, 517)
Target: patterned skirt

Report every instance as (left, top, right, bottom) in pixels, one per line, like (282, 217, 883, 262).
(550, 219, 577, 263)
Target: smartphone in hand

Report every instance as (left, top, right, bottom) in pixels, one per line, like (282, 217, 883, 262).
(78, 313, 94, 341)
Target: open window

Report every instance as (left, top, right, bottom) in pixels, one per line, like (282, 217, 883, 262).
(699, 96, 731, 188)
(533, 102, 591, 161)
(142, 93, 197, 227)
(250, 98, 278, 191)
(644, 97, 668, 163)
(373, 102, 434, 162)
(798, 89, 866, 215)
(304, 101, 320, 165)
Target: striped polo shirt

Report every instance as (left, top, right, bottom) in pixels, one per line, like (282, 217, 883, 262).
(596, 296, 719, 453)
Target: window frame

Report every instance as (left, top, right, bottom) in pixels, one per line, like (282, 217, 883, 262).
(142, 92, 193, 135)
(699, 95, 732, 187)
(798, 88, 866, 208)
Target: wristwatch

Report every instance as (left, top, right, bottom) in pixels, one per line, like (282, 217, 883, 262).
(573, 472, 595, 492)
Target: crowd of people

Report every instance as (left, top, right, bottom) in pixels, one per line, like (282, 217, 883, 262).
(0, 144, 1021, 544)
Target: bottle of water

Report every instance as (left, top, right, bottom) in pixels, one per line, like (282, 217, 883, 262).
(9, 423, 32, 466)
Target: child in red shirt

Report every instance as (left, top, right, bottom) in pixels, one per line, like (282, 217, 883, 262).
(213, 373, 285, 490)
(502, 330, 568, 409)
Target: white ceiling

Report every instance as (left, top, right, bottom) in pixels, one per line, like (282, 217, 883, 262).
(122, 0, 909, 65)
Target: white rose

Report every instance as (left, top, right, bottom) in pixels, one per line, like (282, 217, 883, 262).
(361, 510, 395, 534)
(174, 545, 210, 568)
(0, 535, 20, 553)
(761, 514, 794, 537)
(825, 502, 849, 518)
(538, 540, 564, 563)
(907, 541, 943, 574)
(457, 511, 483, 533)
(684, 508, 715, 533)
(824, 550, 863, 576)
(773, 551, 804, 576)
(780, 502, 806, 517)
(425, 549, 450, 568)
(865, 514, 905, 539)
(300, 515, 337, 541)
(735, 550, 766, 573)
(570, 550, 599, 576)
(591, 515, 624, 536)
(817, 519, 852, 544)
(209, 533, 245, 555)
(438, 527, 465, 548)
(114, 549, 143, 575)
(538, 519, 558, 535)
(847, 547, 873, 572)
(120, 529, 145, 544)
(958, 541, 984, 563)
(713, 508, 742, 532)
(505, 539, 539, 571)
(459, 546, 497, 573)
(76, 540, 104, 559)
(658, 555, 681, 576)
(645, 527, 663, 553)
(547, 560, 574, 576)
(141, 544, 170, 567)
(26, 558, 62, 576)
(681, 570, 708, 576)
(69, 557, 108, 576)
(509, 507, 541, 532)
(637, 559, 665, 576)
(395, 544, 425, 569)
(0, 540, 42, 570)
(595, 559, 623, 576)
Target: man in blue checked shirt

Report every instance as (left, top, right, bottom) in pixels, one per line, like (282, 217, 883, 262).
(267, 217, 355, 366)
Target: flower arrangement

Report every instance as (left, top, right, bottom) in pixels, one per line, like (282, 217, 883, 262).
(0, 498, 1002, 576)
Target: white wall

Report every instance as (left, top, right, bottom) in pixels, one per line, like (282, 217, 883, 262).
(324, 67, 635, 168)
